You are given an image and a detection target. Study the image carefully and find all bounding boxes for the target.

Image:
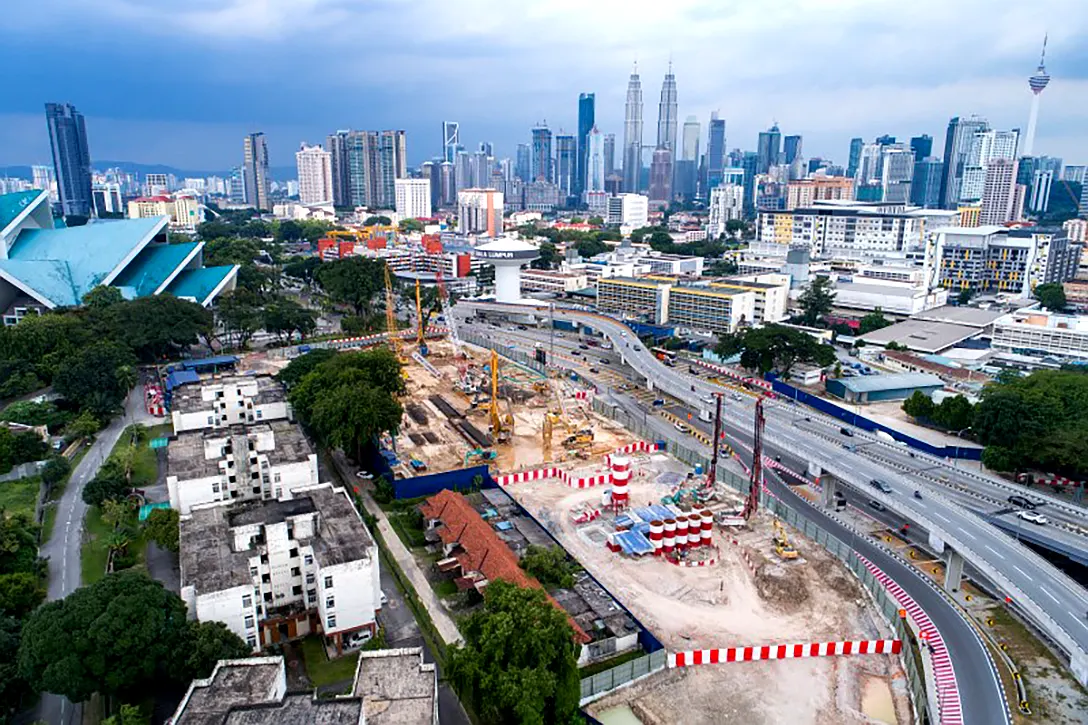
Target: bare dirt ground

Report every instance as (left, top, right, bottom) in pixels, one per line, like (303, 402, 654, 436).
(505, 453, 913, 725)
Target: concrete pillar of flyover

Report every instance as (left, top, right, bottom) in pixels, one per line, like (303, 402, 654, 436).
(943, 548, 965, 593)
(646, 379, 654, 392)
(819, 475, 838, 508)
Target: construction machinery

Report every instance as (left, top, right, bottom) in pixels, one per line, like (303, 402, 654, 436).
(487, 350, 514, 444)
(743, 398, 765, 520)
(772, 519, 799, 560)
(414, 278, 428, 356)
(383, 262, 402, 360)
(464, 448, 497, 466)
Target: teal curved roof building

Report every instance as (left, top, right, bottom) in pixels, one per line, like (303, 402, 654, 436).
(0, 189, 238, 324)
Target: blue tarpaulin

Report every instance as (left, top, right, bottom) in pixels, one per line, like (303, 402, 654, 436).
(165, 369, 200, 391)
(616, 530, 654, 556)
(177, 355, 238, 372)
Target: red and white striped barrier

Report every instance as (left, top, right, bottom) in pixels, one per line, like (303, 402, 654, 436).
(1031, 476, 1084, 488)
(859, 556, 962, 725)
(695, 360, 777, 398)
(145, 383, 166, 417)
(605, 440, 660, 466)
(669, 638, 901, 668)
(497, 440, 661, 489)
(573, 390, 592, 401)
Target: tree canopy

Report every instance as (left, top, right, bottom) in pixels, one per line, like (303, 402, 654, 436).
(858, 309, 892, 335)
(216, 289, 264, 350)
(973, 369, 1088, 477)
(17, 571, 247, 703)
(715, 324, 836, 378)
(314, 257, 387, 316)
(519, 546, 578, 590)
(143, 508, 180, 553)
(287, 349, 405, 460)
(447, 580, 580, 725)
(53, 342, 137, 418)
(798, 276, 836, 327)
(1033, 283, 1067, 312)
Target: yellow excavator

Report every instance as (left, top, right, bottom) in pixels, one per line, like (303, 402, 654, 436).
(488, 350, 514, 444)
(772, 519, 798, 560)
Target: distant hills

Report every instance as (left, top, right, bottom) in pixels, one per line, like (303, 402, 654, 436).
(0, 161, 297, 182)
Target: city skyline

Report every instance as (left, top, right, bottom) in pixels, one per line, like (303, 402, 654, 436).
(2, 1, 1086, 170)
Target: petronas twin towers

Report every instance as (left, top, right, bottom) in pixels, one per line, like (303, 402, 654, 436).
(622, 62, 678, 196)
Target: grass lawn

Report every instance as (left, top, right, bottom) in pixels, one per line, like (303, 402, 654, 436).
(0, 476, 40, 519)
(387, 512, 427, 549)
(81, 506, 114, 585)
(299, 636, 360, 688)
(432, 578, 458, 599)
(124, 423, 171, 488)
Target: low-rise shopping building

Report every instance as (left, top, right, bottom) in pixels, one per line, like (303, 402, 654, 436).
(167, 420, 319, 514)
(168, 649, 437, 724)
(991, 309, 1088, 360)
(179, 482, 381, 655)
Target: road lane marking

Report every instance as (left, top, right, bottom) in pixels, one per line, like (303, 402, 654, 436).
(932, 512, 952, 523)
(1040, 587, 1060, 604)
(985, 545, 1001, 556)
(1012, 565, 1032, 581)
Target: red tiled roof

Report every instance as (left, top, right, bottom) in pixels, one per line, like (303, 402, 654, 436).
(420, 489, 591, 643)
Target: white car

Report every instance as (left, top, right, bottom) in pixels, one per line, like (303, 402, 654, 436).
(355, 470, 374, 480)
(621, 331, 628, 337)
(1016, 511, 1048, 525)
(674, 422, 689, 433)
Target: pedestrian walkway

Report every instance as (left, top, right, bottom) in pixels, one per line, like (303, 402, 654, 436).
(327, 453, 462, 647)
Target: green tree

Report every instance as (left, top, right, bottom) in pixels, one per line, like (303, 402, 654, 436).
(282, 256, 322, 287)
(956, 287, 975, 305)
(315, 256, 386, 316)
(111, 295, 213, 361)
(884, 341, 906, 351)
(725, 218, 750, 239)
(363, 216, 392, 227)
(276, 219, 303, 243)
(276, 348, 338, 388)
(0, 615, 33, 721)
(519, 546, 577, 590)
(0, 514, 41, 577)
(858, 308, 892, 334)
(53, 342, 137, 418)
(143, 508, 180, 553)
(101, 703, 149, 725)
(901, 390, 935, 420)
(398, 218, 425, 233)
(587, 216, 604, 226)
(530, 242, 559, 270)
(180, 620, 250, 681)
(41, 456, 72, 494)
(704, 258, 739, 276)
(575, 238, 609, 258)
(263, 298, 317, 345)
(647, 230, 673, 251)
(933, 395, 974, 431)
(1, 401, 70, 430)
(82, 286, 124, 309)
(447, 580, 580, 725)
(1033, 283, 1066, 311)
(216, 289, 264, 349)
(82, 460, 130, 508)
(66, 411, 101, 440)
(17, 571, 190, 703)
(0, 572, 45, 619)
(798, 276, 836, 327)
(716, 325, 836, 378)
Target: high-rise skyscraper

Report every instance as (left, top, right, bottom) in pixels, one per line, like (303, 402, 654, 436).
(531, 125, 553, 182)
(442, 122, 459, 164)
(656, 64, 678, 155)
(295, 143, 333, 205)
(556, 134, 576, 201)
(980, 158, 1020, 225)
(705, 113, 726, 193)
(243, 132, 271, 211)
(757, 124, 781, 174)
(674, 116, 700, 199)
(1023, 36, 1051, 157)
(515, 143, 531, 182)
(648, 148, 672, 206)
(846, 137, 864, 179)
(910, 157, 944, 208)
(879, 146, 915, 204)
(421, 160, 440, 210)
(45, 102, 92, 217)
(345, 130, 408, 208)
(326, 130, 351, 207)
(622, 64, 644, 193)
(961, 129, 1019, 203)
(585, 127, 605, 195)
(229, 166, 246, 205)
(576, 93, 595, 199)
(783, 135, 802, 166)
(939, 115, 989, 209)
(603, 134, 616, 177)
(909, 134, 933, 160)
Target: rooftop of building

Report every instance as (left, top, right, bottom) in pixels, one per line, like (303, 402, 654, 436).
(997, 309, 1088, 331)
(180, 483, 373, 593)
(221, 693, 362, 724)
(858, 319, 982, 353)
(521, 269, 587, 278)
(168, 421, 312, 479)
(830, 372, 945, 394)
(110, 241, 203, 297)
(172, 657, 283, 725)
(353, 648, 436, 725)
(938, 225, 1010, 238)
(913, 305, 1006, 328)
(882, 350, 992, 382)
(171, 375, 286, 415)
(419, 489, 590, 644)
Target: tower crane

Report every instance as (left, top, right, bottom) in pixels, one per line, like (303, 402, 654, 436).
(383, 262, 402, 360)
(414, 277, 428, 355)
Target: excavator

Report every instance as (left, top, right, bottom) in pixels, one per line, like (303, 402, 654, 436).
(487, 350, 514, 444)
(772, 519, 799, 560)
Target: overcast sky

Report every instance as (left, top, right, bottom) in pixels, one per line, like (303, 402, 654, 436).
(2, 0, 1086, 172)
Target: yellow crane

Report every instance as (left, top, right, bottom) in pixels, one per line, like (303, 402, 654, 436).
(488, 350, 513, 444)
(414, 277, 428, 354)
(383, 262, 402, 359)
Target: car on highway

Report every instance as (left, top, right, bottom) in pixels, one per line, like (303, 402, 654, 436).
(621, 331, 628, 337)
(869, 479, 893, 494)
(556, 332, 565, 337)
(579, 344, 590, 350)
(701, 395, 716, 404)
(517, 324, 527, 330)
(1016, 511, 1049, 525)
(868, 499, 887, 512)
(570, 350, 581, 356)
(600, 359, 611, 365)
(589, 367, 600, 373)
(674, 422, 689, 433)
(1008, 495, 1037, 510)
(840, 427, 854, 437)
(652, 399, 665, 407)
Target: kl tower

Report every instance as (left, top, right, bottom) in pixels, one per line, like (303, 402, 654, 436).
(1023, 35, 1051, 157)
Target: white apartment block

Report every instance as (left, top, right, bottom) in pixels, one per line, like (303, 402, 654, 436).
(295, 143, 333, 205)
(960, 130, 1019, 203)
(395, 178, 432, 220)
(166, 420, 320, 514)
(667, 285, 755, 334)
(127, 194, 204, 231)
(992, 309, 1088, 360)
(171, 375, 291, 433)
(180, 482, 381, 655)
(707, 184, 744, 238)
(520, 269, 589, 294)
(606, 193, 649, 229)
(457, 188, 504, 237)
(709, 273, 791, 323)
(979, 158, 1019, 226)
